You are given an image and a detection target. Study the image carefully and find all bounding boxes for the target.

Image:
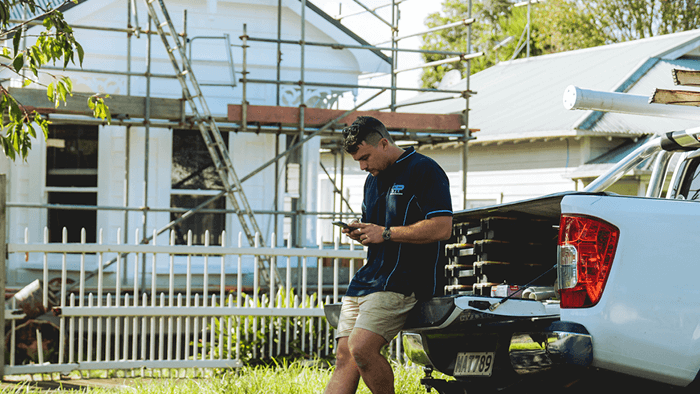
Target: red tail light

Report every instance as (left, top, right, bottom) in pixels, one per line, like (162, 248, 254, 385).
(558, 215, 619, 308)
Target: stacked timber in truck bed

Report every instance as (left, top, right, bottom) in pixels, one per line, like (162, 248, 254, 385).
(445, 216, 558, 297)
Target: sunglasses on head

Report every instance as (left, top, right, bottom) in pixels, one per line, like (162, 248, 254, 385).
(342, 124, 360, 138)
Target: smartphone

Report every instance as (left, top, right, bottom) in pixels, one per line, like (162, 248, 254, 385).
(332, 220, 350, 229)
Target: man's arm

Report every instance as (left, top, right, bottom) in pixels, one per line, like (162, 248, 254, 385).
(347, 216, 452, 246)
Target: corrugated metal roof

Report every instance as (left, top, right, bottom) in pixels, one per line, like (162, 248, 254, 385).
(397, 29, 700, 142)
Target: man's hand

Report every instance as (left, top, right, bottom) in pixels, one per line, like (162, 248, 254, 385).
(343, 222, 384, 246)
(342, 216, 452, 246)
(341, 221, 361, 241)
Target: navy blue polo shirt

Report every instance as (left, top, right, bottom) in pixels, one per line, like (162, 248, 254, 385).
(346, 147, 453, 300)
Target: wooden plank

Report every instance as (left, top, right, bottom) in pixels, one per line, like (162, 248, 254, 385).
(672, 69, 700, 87)
(649, 88, 700, 107)
(228, 104, 464, 131)
(8, 88, 183, 120)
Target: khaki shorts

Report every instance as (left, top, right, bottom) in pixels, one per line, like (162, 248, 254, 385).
(336, 291, 417, 343)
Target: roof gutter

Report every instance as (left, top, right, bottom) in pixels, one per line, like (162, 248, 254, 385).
(467, 129, 645, 145)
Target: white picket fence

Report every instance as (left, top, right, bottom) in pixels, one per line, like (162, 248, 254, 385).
(4, 227, 376, 377)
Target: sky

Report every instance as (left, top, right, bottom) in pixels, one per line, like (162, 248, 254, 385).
(314, 0, 445, 109)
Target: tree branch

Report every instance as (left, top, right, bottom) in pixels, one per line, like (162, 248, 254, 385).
(0, 0, 73, 40)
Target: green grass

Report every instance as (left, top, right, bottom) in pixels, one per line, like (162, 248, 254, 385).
(2, 361, 439, 394)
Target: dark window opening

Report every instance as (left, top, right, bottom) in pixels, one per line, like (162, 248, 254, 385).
(171, 129, 228, 190)
(48, 192, 97, 243)
(170, 195, 225, 246)
(46, 125, 98, 187)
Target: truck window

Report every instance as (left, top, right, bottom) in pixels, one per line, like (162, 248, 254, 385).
(679, 159, 700, 200)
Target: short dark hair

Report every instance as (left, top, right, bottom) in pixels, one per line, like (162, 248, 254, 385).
(342, 116, 394, 154)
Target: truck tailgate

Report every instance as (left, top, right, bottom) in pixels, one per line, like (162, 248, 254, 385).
(560, 194, 700, 386)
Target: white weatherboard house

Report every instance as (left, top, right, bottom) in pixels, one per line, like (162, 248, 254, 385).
(1, 0, 389, 289)
(322, 29, 700, 217)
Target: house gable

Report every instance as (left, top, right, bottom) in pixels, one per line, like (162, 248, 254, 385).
(45, 0, 389, 77)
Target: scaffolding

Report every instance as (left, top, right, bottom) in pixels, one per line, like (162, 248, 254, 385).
(5, 0, 478, 286)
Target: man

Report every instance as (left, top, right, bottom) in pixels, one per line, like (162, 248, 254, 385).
(324, 116, 453, 394)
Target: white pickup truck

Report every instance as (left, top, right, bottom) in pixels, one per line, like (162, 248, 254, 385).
(325, 83, 700, 393)
(400, 85, 700, 393)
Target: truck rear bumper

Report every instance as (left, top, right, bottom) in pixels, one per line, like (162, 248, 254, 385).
(544, 322, 593, 367)
(404, 321, 592, 376)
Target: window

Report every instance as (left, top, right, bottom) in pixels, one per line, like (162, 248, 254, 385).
(170, 195, 225, 245)
(46, 125, 98, 243)
(172, 129, 224, 190)
(48, 192, 97, 243)
(171, 129, 226, 245)
(46, 125, 98, 187)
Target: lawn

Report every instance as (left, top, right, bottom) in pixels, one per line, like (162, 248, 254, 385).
(1, 361, 435, 394)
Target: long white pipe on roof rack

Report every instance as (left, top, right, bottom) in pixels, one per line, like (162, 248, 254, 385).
(563, 85, 700, 193)
(563, 85, 700, 121)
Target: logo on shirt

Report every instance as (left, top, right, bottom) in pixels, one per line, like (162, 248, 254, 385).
(390, 184, 404, 196)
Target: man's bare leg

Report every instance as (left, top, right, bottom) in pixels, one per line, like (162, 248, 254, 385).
(348, 328, 394, 394)
(324, 337, 361, 394)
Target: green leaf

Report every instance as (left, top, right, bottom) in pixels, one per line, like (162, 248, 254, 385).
(3, 137, 14, 161)
(23, 79, 32, 87)
(21, 139, 29, 159)
(33, 45, 47, 65)
(8, 99, 21, 123)
(35, 113, 49, 139)
(89, 96, 112, 124)
(12, 127, 20, 153)
(0, 47, 10, 59)
(47, 82, 55, 102)
(27, 124, 35, 138)
(75, 42, 84, 66)
(12, 30, 20, 56)
(28, 46, 38, 64)
(0, 3, 8, 27)
(57, 82, 67, 104)
(62, 48, 70, 69)
(103, 104, 112, 124)
(62, 77, 73, 93)
(12, 53, 23, 73)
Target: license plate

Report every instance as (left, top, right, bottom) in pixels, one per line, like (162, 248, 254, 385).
(454, 352, 495, 376)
